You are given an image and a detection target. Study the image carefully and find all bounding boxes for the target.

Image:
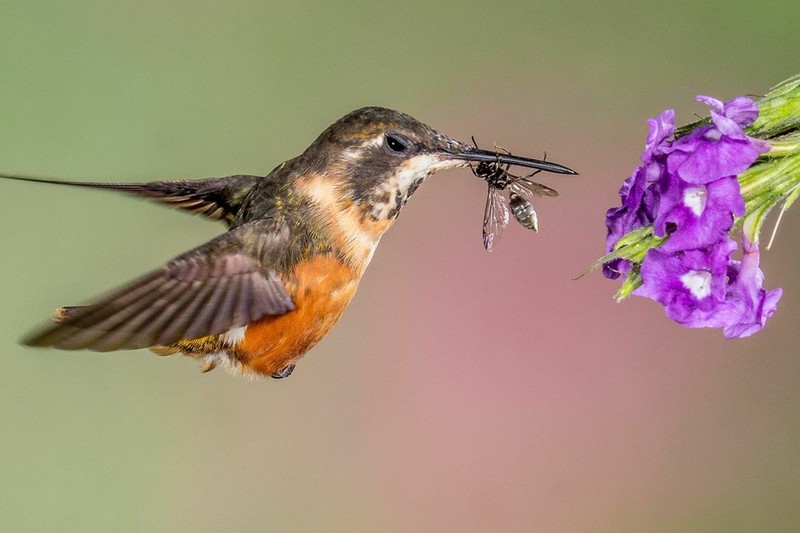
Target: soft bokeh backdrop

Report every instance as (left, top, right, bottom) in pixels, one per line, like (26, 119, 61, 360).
(2, 1, 799, 531)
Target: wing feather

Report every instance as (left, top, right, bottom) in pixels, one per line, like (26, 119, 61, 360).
(1, 174, 261, 226)
(24, 219, 295, 351)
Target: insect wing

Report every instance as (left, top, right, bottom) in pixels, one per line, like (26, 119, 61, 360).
(509, 177, 559, 200)
(483, 186, 510, 251)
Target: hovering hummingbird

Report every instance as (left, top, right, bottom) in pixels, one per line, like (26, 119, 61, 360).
(2, 107, 575, 379)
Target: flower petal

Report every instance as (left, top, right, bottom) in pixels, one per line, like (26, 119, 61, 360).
(722, 96, 759, 127)
(655, 177, 744, 253)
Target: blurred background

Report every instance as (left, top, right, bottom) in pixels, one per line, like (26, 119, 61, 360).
(1, 1, 799, 531)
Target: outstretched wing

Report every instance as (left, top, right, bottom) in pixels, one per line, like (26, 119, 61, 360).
(23, 219, 294, 351)
(1, 174, 261, 226)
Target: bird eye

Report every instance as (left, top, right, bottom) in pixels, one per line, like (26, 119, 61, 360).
(385, 133, 410, 153)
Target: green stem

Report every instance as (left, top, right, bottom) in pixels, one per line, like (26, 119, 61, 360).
(740, 152, 800, 219)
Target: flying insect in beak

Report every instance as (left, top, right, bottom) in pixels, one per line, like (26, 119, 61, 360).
(464, 138, 566, 251)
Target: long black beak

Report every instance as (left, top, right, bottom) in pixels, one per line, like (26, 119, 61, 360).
(450, 148, 578, 175)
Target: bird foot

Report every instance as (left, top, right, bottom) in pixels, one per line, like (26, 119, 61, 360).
(271, 364, 295, 379)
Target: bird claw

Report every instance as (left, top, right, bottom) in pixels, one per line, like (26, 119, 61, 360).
(200, 358, 217, 373)
(271, 364, 295, 379)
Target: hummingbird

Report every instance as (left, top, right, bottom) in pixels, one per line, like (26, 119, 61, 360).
(1, 107, 575, 379)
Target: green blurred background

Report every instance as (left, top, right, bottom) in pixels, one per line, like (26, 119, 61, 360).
(2, 1, 799, 531)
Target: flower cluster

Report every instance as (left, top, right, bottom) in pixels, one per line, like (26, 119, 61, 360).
(604, 96, 782, 338)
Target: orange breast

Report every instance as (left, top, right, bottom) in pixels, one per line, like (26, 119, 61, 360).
(233, 254, 361, 376)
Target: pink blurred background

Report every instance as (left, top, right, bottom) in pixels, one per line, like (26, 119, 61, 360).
(1, 2, 799, 531)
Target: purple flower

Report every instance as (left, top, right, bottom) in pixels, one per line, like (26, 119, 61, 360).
(654, 175, 745, 253)
(697, 95, 760, 130)
(666, 96, 769, 185)
(602, 94, 782, 338)
(643, 108, 676, 160)
(633, 237, 782, 338)
(716, 240, 783, 338)
(634, 238, 737, 328)
(602, 163, 661, 278)
(603, 110, 674, 278)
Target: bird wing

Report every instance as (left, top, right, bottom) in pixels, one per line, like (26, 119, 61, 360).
(23, 218, 295, 351)
(98, 175, 262, 225)
(1, 174, 261, 226)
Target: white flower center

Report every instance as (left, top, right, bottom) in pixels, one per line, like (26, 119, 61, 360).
(680, 270, 712, 300)
(683, 185, 707, 217)
(704, 129, 722, 142)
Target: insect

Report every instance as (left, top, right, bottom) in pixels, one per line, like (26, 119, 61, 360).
(470, 139, 559, 251)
